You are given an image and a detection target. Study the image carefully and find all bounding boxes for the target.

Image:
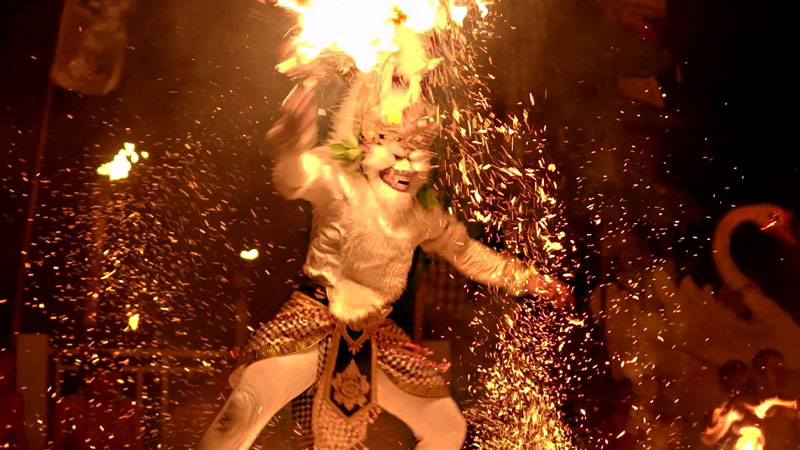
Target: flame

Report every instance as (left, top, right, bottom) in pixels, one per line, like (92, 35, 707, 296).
(735, 426, 764, 450)
(275, 0, 463, 72)
(704, 398, 798, 448)
(274, 0, 489, 125)
(703, 405, 744, 445)
(97, 142, 148, 181)
(750, 397, 797, 419)
(239, 248, 260, 260)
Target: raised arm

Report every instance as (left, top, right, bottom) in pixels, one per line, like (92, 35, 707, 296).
(420, 212, 571, 307)
(268, 82, 326, 200)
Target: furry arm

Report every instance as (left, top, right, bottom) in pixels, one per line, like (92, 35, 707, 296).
(268, 84, 326, 200)
(420, 213, 532, 296)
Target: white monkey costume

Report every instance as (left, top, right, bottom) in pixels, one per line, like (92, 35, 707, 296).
(199, 35, 559, 450)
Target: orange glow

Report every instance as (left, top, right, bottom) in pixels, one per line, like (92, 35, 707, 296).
(750, 397, 797, 419)
(97, 142, 148, 181)
(275, 0, 490, 125)
(760, 215, 779, 230)
(704, 406, 744, 444)
(274, 0, 469, 72)
(735, 426, 764, 450)
(704, 398, 797, 449)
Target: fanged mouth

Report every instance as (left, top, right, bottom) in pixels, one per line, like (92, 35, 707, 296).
(380, 169, 413, 192)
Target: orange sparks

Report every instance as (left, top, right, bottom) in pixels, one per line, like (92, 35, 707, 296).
(275, 0, 441, 72)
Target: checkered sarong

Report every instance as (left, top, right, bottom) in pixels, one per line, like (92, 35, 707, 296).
(241, 290, 451, 449)
(291, 336, 331, 450)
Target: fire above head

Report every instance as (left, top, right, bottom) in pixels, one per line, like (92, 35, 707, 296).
(273, 0, 490, 126)
(272, 0, 493, 130)
(274, 0, 487, 73)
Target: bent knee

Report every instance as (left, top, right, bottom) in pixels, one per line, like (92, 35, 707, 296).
(214, 389, 258, 433)
(198, 389, 259, 450)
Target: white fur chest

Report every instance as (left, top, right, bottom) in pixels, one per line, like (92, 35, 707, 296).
(338, 185, 421, 300)
(300, 161, 432, 322)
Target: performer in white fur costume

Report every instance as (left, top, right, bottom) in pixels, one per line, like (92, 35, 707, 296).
(199, 29, 569, 450)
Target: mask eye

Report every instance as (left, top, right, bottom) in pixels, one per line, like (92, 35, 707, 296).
(379, 134, 386, 140)
(394, 154, 404, 161)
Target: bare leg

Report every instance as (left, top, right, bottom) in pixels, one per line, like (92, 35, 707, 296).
(198, 345, 318, 450)
(376, 369, 467, 450)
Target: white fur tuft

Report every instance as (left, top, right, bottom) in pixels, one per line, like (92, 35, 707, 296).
(327, 279, 392, 323)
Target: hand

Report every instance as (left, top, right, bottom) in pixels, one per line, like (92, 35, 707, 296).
(266, 82, 318, 152)
(528, 274, 573, 309)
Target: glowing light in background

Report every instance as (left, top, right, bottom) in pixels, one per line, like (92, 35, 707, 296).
(239, 248, 259, 260)
(97, 142, 148, 181)
(127, 313, 140, 331)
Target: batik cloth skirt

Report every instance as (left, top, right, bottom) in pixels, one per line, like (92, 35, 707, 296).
(238, 288, 451, 450)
